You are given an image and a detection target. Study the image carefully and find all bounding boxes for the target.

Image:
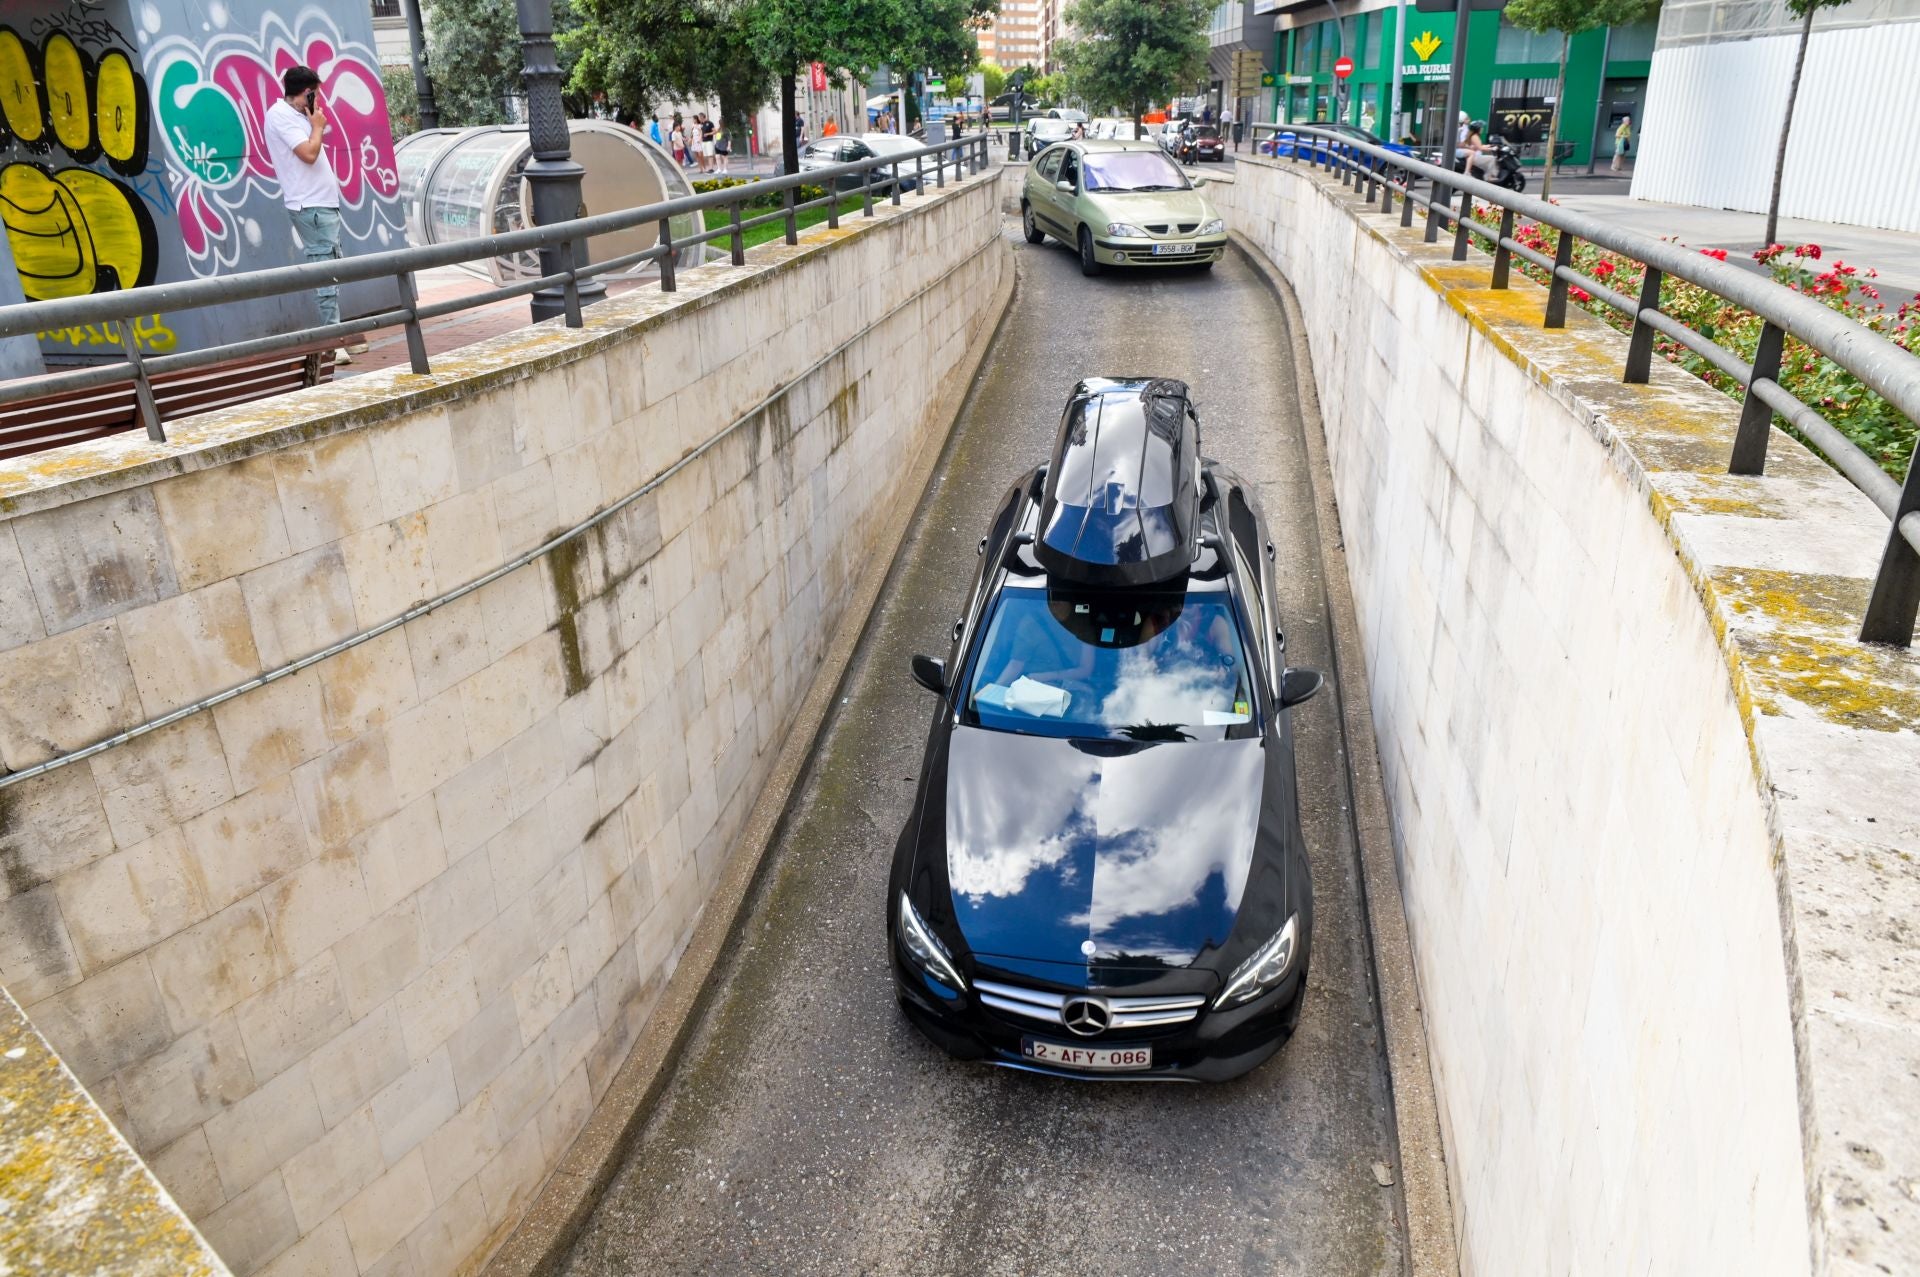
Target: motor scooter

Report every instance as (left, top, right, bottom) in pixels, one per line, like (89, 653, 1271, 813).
(1481, 140, 1526, 192)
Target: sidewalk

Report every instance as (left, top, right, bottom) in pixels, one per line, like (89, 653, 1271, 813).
(1546, 178, 1920, 308)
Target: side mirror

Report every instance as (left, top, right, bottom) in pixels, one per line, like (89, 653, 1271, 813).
(1191, 176, 1209, 187)
(1056, 179, 1074, 193)
(1278, 667, 1324, 709)
(910, 654, 948, 694)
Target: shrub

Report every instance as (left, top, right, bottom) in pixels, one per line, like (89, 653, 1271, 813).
(1470, 205, 1916, 480)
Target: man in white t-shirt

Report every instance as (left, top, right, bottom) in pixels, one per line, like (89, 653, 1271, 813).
(263, 65, 358, 356)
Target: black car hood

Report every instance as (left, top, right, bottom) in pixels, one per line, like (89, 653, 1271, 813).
(943, 727, 1264, 970)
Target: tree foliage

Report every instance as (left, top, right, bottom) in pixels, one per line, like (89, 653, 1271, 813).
(1054, 0, 1208, 135)
(425, 0, 586, 127)
(977, 60, 1006, 101)
(568, 0, 989, 171)
(382, 64, 419, 140)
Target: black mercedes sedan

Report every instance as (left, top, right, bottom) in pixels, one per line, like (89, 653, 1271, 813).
(887, 377, 1325, 1081)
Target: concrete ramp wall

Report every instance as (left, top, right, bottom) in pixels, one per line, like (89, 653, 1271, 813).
(0, 172, 1008, 1276)
(1211, 158, 1920, 1274)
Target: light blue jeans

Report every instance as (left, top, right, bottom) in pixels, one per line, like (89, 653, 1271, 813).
(290, 206, 343, 327)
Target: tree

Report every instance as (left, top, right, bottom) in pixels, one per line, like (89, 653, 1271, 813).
(978, 60, 1006, 101)
(1503, 0, 1658, 200)
(1053, 0, 1209, 139)
(1765, 0, 1848, 246)
(426, 0, 586, 126)
(382, 64, 419, 140)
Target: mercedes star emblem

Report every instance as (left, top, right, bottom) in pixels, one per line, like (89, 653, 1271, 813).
(1062, 997, 1110, 1037)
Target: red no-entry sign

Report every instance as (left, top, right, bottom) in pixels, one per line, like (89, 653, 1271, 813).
(1334, 56, 1355, 80)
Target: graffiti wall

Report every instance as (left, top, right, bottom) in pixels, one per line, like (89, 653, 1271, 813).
(0, 0, 402, 363)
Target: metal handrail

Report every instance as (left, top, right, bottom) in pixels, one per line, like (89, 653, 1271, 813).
(0, 132, 993, 438)
(1248, 122, 1920, 647)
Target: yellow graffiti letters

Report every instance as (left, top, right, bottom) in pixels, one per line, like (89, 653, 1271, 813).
(95, 50, 139, 167)
(1, 162, 157, 298)
(36, 313, 176, 352)
(0, 28, 41, 145)
(44, 32, 90, 154)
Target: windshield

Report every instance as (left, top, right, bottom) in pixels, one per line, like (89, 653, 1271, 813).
(1193, 127, 1220, 139)
(966, 585, 1256, 740)
(1082, 151, 1191, 193)
(1054, 109, 1088, 121)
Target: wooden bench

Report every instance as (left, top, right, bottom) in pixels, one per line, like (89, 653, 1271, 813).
(0, 342, 338, 461)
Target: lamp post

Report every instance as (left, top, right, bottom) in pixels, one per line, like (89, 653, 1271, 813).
(404, 0, 438, 130)
(516, 0, 604, 323)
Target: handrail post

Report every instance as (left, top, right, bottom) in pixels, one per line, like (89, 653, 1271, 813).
(1451, 189, 1473, 261)
(117, 319, 165, 442)
(729, 201, 746, 265)
(826, 182, 840, 229)
(915, 155, 924, 195)
(1860, 455, 1920, 645)
(395, 271, 431, 374)
(783, 185, 798, 245)
(559, 237, 583, 326)
(657, 219, 676, 292)
(1380, 173, 1394, 216)
(1623, 266, 1664, 383)
(1729, 320, 1785, 474)
(936, 147, 946, 189)
(1401, 180, 1416, 227)
(862, 166, 874, 217)
(1544, 230, 1576, 328)
(1491, 207, 1515, 289)
(891, 160, 901, 206)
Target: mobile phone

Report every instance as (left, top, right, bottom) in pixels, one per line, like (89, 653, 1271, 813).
(304, 89, 317, 112)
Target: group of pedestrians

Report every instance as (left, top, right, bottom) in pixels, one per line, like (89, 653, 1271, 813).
(650, 112, 731, 174)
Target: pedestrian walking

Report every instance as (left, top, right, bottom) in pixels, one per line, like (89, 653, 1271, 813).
(649, 115, 662, 146)
(1612, 115, 1633, 172)
(695, 113, 712, 172)
(713, 124, 731, 174)
(670, 113, 686, 166)
(263, 64, 360, 362)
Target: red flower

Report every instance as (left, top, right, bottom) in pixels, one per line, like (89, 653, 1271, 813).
(1795, 243, 1822, 259)
(1699, 247, 1728, 261)
(1594, 260, 1616, 277)
(1570, 287, 1592, 303)
(1753, 243, 1787, 263)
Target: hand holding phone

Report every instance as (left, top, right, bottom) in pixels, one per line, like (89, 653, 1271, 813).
(304, 88, 325, 128)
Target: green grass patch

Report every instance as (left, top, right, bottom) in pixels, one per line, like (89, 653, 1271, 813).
(701, 192, 875, 249)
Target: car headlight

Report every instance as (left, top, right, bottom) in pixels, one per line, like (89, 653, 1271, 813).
(1106, 222, 1150, 237)
(1200, 219, 1225, 236)
(1213, 914, 1298, 1008)
(898, 891, 967, 991)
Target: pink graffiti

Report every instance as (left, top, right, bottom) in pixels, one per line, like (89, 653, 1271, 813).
(173, 186, 228, 260)
(209, 37, 399, 208)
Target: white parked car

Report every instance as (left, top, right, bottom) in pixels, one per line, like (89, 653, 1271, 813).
(1025, 116, 1077, 152)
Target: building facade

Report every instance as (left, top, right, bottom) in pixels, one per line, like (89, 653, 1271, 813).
(1631, 0, 1920, 233)
(1208, 1, 1281, 128)
(978, 0, 1048, 69)
(1271, 0, 1655, 169)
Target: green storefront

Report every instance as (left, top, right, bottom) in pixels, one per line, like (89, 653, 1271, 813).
(1274, 7, 1655, 169)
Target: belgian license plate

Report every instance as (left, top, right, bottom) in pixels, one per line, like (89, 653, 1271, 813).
(1152, 242, 1196, 256)
(1022, 1037, 1152, 1071)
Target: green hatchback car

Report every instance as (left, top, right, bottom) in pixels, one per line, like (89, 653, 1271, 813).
(1021, 139, 1227, 276)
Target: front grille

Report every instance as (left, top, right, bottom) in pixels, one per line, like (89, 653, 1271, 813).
(975, 979, 1206, 1031)
(1176, 222, 1198, 233)
(1143, 223, 1168, 234)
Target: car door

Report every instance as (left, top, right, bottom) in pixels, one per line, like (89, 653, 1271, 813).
(1052, 148, 1083, 232)
(1027, 148, 1065, 234)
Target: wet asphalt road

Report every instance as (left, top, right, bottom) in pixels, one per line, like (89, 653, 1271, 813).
(560, 219, 1409, 1277)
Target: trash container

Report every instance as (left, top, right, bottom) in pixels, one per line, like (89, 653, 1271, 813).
(1232, 121, 1244, 145)
(1009, 128, 1023, 160)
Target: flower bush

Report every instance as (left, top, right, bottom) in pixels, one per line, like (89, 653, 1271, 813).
(1470, 206, 1916, 480)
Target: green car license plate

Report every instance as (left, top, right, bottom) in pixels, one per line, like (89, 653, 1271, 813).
(1152, 242, 1196, 256)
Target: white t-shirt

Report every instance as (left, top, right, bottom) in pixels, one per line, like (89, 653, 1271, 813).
(264, 99, 340, 210)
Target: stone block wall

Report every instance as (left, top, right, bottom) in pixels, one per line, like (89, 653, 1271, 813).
(1211, 159, 1919, 1274)
(0, 172, 1008, 1277)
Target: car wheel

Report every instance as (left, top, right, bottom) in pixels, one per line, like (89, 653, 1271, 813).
(1021, 202, 1044, 244)
(1077, 226, 1103, 277)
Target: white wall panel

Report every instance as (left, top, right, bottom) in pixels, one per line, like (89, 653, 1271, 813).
(1632, 20, 1920, 233)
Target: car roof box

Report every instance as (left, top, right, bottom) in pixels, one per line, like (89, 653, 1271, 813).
(1034, 377, 1202, 588)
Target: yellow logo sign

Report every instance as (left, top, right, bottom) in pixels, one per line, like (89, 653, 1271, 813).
(1410, 31, 1444, 61)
